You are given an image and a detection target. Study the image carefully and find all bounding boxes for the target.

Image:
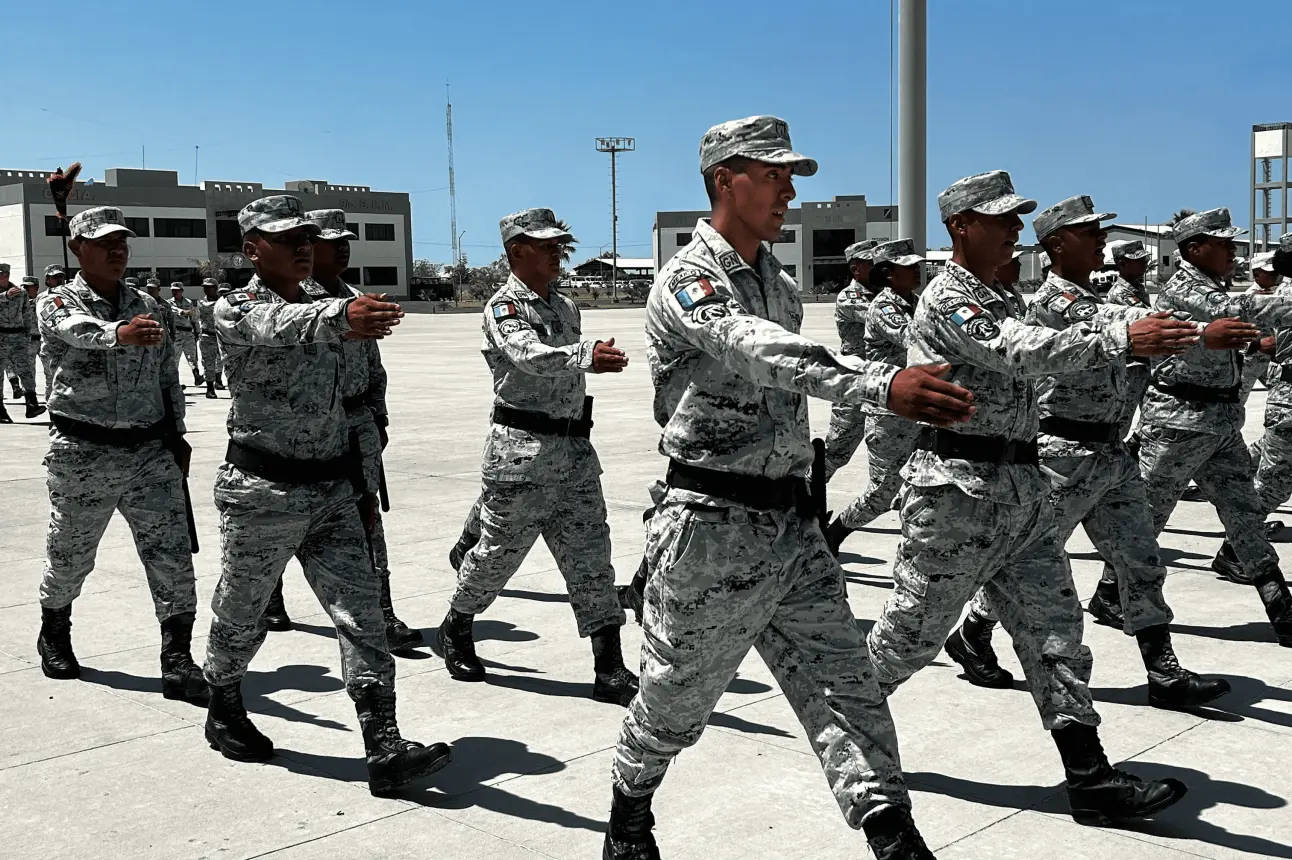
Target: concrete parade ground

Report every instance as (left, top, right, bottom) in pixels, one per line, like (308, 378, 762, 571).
(2, 304, 1291, 860)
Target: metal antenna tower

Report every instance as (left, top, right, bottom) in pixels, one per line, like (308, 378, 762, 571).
(595, 137, 634, 302)
(446, 83, 459, 288)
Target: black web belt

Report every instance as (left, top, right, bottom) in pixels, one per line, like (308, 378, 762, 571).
(666, 459, 812, 515)
(916, 428, 1039, 465)
(492, 395, 593, 439)
(225, 439, 358, 485)
(1152, 381, 1240, 404)
(341, 394, 367, 412)
(51, 415, 168, 446)
(1038, 416, 1121, 445)
(0, 326, 25, 334)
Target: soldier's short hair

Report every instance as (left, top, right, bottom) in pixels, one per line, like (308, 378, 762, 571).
(702, 156, 754, 206)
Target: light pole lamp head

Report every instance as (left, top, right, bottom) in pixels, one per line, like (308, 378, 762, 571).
(595, 137, 636, 153)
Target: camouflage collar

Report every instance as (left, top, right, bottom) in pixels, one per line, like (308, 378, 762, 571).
(1176, 260, 1224, 291)
(945, 261, 1005, 306)
(70, 272, 147, 312)
(1044, 271, 1100, 301)
(693, 219, 783, 282)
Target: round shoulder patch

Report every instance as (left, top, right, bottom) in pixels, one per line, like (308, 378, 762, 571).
(498, 318, 523, 336)
(1069, 298, 1098, 320)
(964, 315, 1000, 342)
(691, 302, 730, 324)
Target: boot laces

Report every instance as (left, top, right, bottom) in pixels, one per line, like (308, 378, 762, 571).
(44, 610, 73, 643)
(215, 685, 258, 732)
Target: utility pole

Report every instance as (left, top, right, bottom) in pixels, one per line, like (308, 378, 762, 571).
(595, 137, 634, 303)
(898, 0, 927, 266)
(446, 83, 460, 299)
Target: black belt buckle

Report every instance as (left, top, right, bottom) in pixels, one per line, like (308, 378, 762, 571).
(998, 440, 1019, 464)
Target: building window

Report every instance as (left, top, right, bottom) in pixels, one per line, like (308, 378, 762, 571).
(364, 266, 399, 287)
(676, 232, 692, 247)
(125, 217, 151, 238)
(776, 229, 797, 244)
(342, 267, 362, 286)
(811, 228, 856, 259)
(158, 267, 195, 286)
(783, 264, 797, 277)
(365, 223, 395, 242)
(1162, 255, 1170, 267)
(44, 215, 67, 237)
(215, 219, 242, 253)
(154, 218, 207, 239)
(346, 222, 360, 238)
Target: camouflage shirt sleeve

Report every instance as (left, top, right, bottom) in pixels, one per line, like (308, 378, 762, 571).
(366, 339, 388, 420)
(38, 292, 124, 349)
(216, 291, 352, 347)
(651, 269, 896, 408)
(865, 296, 910, 350)
(486, 300, 595, 375)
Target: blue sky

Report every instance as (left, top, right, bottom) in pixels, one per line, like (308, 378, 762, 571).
(4, 1, 1286, 264)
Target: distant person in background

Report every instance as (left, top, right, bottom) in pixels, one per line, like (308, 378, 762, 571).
(197, 278, 224, 399)
(0, 262, 47, 419)
(169, 282, 203, 388)
(819, 239, 880, 484)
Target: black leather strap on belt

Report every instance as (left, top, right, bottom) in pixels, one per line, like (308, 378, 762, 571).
(1280, 365, 1292, 384)
(51, 414, 167, 446)
(1152, 380, 1240, 404)
(492, 395, 593, 439)
(1039, 416, 1121, 445)
(0, 326, 25, 334)
(225, 440, 356, 484)
(341, 394, 367, 412)
(666, 459, 809, 513)
(916, 428, 1039, 465)
(30, 335, 40, 342)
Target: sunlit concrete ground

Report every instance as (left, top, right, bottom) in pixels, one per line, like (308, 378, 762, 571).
(1, 304, 1289, 859)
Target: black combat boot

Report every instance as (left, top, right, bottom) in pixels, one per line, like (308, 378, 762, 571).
(602, 787, 660, 860)
(1052, 723, 1187, 826)
(205, 379, 217, 400)
(447, 526, 480, 572)
(23, 391, 45, 419)
(214, 373, 226, 391)
(944, 610, 1013, 689)
(1254, 571, 1292, 647)
(1211, 541, 1252, 585)
(354, 685, 452, 797)
(193, 369, 204, 386)
(1086, 578, 1125, 627)
(863, 806, 937, 860)
(825, 515, 854, 558)
(37, 605, 80, 679)
(1137, 625, 1230, 709)
(1180, 484, 1205, 502)
(379, 574, 424, 652)
(160, 611, 210, 706)
(591, 625, 640, 706)
(0, 400, 11, 423)
(206, 681, 274, 762)
(8, 379, 20, 399)
(439, 608, 485, 681)
(262, 578, 291, 631)
(1267, 520, 1286, 538)
(618, 557, 648, 625)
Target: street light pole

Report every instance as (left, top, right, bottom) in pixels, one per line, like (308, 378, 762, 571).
(456, 230, 466, 302)
(898, 0, 927, 266)
(596, 137, 635, 303)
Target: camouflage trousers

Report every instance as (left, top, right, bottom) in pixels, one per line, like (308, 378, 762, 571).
(0, 332, 35, 391)
(4, 337, 38, 387)
(348, 410, 391, 581)
(173, 330, 200, 378)
(1253, 404, 1292, 517)
(1110, 424, 1281, 583)
(613, 491, 910, 826)
(459, 495, 483, 539)
(1240, 352, 1272, 404)
(975, 447, 1173, 635)
(869, 483, 1098, 731)
(198, 334, 223, 378)
(451, 473, 625, 636)
(204, 465, 394, 696)
(39, 436, 197, 622)
(822, 403, 866, 482)
(839, 414, 919, 529)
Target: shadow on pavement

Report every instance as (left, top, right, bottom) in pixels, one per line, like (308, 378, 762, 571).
(1173, 621, 1280, 645)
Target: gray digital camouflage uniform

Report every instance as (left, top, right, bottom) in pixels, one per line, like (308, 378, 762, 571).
(450, 272, 624, 636)
(822, 278, 877, 481)
(869, 261, 1135, 731)
(197, 296, 223, 378)
(202, 276, 394, 697)
(1103, 257, 1292, 588)
(839, 285, 919, 529)
(1104, 275, 1153, 437)
(614, 217, 912, 827)
(0, 279, 36, 392)
(36, 275, 196, 621)
(1251, 281, 1292, 515)
(169, 291, 202, 377)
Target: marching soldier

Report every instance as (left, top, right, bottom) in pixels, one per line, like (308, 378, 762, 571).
(820, 238, 880, 482)
(867, 171, 1199, 828)
(169, 282, 203, 387)
(605, 116, 980, 860)
(34, 206, 207, 707)
(0, 263, 47, 419)
(197, 278, 225, 399)
(22, 277, 41, 398)
(438, 208, 640, 708)
(201, 195, 449, 795)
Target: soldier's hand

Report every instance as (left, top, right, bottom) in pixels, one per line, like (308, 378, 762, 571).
(1128, 312, 1201, 356)
(48, 162, 82, 207)
(887, 363, 975, 427)
(591, 338, 629, 373)
(5, 287, 20, 299)
(118, 314, 165, 347)
(1260, 335, 1277, 356)
(346, 294, 404, 338)
(1201, 317, 1261, 351)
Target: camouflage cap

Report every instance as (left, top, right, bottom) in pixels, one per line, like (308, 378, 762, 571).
(145, 277, 161, 287)
(872, 238, 925, 267)
(937, 170, 1037, 222)
(124, 277, 140, 287)
(699, 115, 818, 177)
(68, 206, 137, 241)
(218, 282, 232, 293)
(1111, 239, 1151, 261)
(21, 276, 39, 287)
(237, 194, 319, 236)
(1252, 251, 1277, 272)
(201, 277, 218, 287)
(499, 208, 573, 244)
(845, 239, 880, 262)
(44, 264, 65, 277)
(1172, 207, 1245, 244)
(306, 208, 358, 241)
(1032, 195, 1116, 241)
(0, 263, 9, 273)
(170, 282, 184, 290)
(1281, 232, 1292, 252)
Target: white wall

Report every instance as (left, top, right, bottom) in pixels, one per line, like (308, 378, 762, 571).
(346, 212, 408, 292)
(28, 202, 209, 275)
(0, 203, 26, 275)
